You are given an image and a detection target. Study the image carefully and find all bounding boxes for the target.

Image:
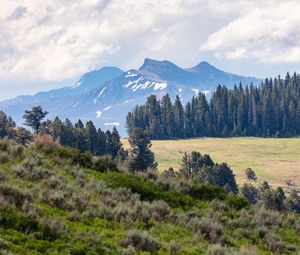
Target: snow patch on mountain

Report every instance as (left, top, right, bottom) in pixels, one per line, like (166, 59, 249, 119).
(192, 88, 199, 95)
(103, 106, 111, 111)
(71, 81, 81, 89)
(153, 82, 168, 90)
(93, 86, 107, 104)
(96, 111, 102, 118)
(72, 102, 79, 108)
(125, 71, 138, 78)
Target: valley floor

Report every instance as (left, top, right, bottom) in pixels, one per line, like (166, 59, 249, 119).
(123, 137, 300, 188)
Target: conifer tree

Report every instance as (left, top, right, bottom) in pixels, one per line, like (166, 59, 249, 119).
(128, 127, 157, 172)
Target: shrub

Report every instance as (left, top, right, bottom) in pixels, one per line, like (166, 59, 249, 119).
(73, 192, 90, 212)
(113, 203, 133, 223)
(169, 240, 181, 255)
(0, 152, 9, 163)
(133, 201, 150, 223)
(0, 168, 7, 182)
(252, 206, 282, 228)
(0, 238, 9, 251)
(43, 190, 71, 209)
(149, 200, 170, 221)
(206, 244, 226, 255)
(265, 234, 286, 253)
(53, 147, 94, 169)
(122, 245, 136, 255)
(34, 135, 60, 152)
(0, 184, 32, 207)
(40, 218, 67, 240)
(0, 206, 39, 233)
(188, 217, 223, 243)
(10, 144, 24, 159)
(102, 172, 195, 208)
(245, 168, 257, 181)
(67, 211, 83, 222)
(240, 184, 259, 204)
(0, 139, 10, 152)
(120, 230, 159, 253)
(94, 157, 118, 173)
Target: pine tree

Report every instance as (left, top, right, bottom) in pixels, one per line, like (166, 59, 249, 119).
(85, 121, 98, 155)
(128, 128, 157, 172)
(23, 106, 48, 133)
(111, 127, 122, 158)
(173, 95, 184, 138)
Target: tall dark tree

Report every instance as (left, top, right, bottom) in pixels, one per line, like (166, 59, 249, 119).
(111, 127, 122, 158)
(128, 127, 157, 172)
(23, 106, 48, 133)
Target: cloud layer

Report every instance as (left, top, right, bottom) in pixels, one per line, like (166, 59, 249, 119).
(200, 1, 300, 63)
(0, 0, 300, 85)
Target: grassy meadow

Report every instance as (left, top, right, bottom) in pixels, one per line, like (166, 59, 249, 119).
(122, 137, 300, 188)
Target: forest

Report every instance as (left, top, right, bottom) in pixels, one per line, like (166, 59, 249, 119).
(126, 73, 300, 139)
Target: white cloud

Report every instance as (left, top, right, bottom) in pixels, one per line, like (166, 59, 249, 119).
(200, 0, 300, 63)
(0, 0, 300, 87)
(1, 0, 206, 83)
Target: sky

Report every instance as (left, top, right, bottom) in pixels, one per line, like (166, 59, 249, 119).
(1, 0, 300, 100)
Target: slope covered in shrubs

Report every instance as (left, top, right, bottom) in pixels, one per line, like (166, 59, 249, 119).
(0, 139, 300, 254)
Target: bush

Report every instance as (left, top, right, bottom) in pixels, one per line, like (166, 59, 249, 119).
(0, 238, 9, 251)
(34, 135, 60, 152)
(188, 217, 223, 243)
(52, 147, 93, 169)
(94, 157, 118, 173)
(265, 234, 286, 253)
(121, 230, 159, 253)
(122, 245, 136, 255)
(245, 168, 257, 181)
(188, 184, 227, 201)
(206, 244, 226, 255)
(113, 203, 133, 223)
(169, 240, 181, 255)
(0, 168, 7, 182)
(0, 206, 39, 233)
(102, 172, 195, 208)
(0, 152, 9, 163)
(10, 144, 24, 159)
(0, 184, 32, 207)
(253, 206, 282, 228)
(43, 190, 71, 210)
(67, 211, 82, 222)
(0, 139, 10, 152)
(40, 218, 67, 240)
(149, 200, 170, 221)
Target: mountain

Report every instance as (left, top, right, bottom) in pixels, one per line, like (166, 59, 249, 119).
(0, 59, 260, 136)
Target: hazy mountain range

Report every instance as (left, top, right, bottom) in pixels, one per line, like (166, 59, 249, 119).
(0, 58, 260, 136)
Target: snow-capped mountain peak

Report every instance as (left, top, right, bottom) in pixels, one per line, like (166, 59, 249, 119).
(0, 59, 260, 136)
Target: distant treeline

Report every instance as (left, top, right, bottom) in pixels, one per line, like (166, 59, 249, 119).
(126, 72, 300, 139)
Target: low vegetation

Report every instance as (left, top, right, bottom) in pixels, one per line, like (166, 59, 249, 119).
(0, 138, 300, 254)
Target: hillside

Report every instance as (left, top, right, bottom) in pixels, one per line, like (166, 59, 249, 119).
(0, 139, 300, 254)
(0, 59, 260, 136)
(122, 137, 300, 188)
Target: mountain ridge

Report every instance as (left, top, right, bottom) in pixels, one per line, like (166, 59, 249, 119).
(0, 59, 261, 136)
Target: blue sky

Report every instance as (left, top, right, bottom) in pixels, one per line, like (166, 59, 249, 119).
(1, 0, 300, 100)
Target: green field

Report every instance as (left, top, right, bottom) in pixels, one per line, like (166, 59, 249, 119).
(123, 137, 300, 188)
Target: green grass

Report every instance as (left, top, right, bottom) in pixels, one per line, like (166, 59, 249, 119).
(1, 139, 300, 254)
(123, 137, 300, 187)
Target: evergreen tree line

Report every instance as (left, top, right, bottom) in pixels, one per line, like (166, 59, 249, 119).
(127, 73, 300, 139)
(39, 117, 125, 159)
